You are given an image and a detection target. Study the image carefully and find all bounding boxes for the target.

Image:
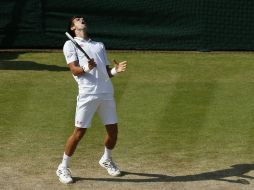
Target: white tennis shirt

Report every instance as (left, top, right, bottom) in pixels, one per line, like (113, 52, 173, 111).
(63, 37, 114, 95)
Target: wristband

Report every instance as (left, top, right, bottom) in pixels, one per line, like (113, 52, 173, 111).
(110, 67, 118, 76)
(82, 65, 91, 73)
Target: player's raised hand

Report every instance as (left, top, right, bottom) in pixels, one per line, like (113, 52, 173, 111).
(113, 60, 127, 73)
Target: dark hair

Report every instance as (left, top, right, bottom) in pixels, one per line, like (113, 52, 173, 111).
(67, 15, 83, 37)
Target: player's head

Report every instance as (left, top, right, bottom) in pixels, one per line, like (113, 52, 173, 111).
(67, 16, 87, 37)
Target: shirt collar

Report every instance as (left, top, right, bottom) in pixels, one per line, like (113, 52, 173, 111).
(74, 37, 91, 42)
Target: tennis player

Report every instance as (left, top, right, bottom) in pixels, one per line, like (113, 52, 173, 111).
(56, 16, 127, 184)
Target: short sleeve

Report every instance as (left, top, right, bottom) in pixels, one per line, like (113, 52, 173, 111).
(63, 40, 78, 64)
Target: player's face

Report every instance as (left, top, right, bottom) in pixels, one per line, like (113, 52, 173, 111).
(72, 17, 87, 30)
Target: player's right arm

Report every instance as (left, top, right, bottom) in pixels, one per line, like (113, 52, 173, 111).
(63, 41, 95, 76)
(68, 61, 84, 76)
(68, 59, 96, 76)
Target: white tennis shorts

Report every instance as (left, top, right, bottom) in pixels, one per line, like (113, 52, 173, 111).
(75, 93, 118, 128)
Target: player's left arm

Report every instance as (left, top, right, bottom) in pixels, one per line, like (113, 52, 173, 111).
(107, 60, 127, 78)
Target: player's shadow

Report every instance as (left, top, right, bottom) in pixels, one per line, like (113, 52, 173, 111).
(73, 164, 254, 185)
(0, 52, 68, 71)
(0, 60, 69, 71)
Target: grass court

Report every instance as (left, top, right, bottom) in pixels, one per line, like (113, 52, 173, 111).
(0, 51, 254, 189)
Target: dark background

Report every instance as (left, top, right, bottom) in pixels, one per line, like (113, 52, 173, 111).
(0, 0, 253, 50)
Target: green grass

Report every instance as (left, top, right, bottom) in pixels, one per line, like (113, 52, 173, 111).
(0, 51, 254, 177)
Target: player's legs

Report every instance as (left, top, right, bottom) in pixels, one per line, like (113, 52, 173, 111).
(57, 95, 100, 184)
(65, 127, 87, 157)
(104, 124, 118, 149)
(97, 97, 118, 150)
(99, 124, 121, 176)
(56, 127, 87, 184)
(62, 95, 99, 160)
(97, 98, 121, 176)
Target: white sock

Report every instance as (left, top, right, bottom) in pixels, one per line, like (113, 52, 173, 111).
(61, 153, 71, 168)
(103, 147, 112, 159)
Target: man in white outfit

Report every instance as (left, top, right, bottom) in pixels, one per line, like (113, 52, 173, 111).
(56, 16, 127, 184)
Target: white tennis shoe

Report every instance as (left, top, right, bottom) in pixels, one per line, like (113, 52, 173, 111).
(99, 157, 121, 177)
(56, 164, 73, 184)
